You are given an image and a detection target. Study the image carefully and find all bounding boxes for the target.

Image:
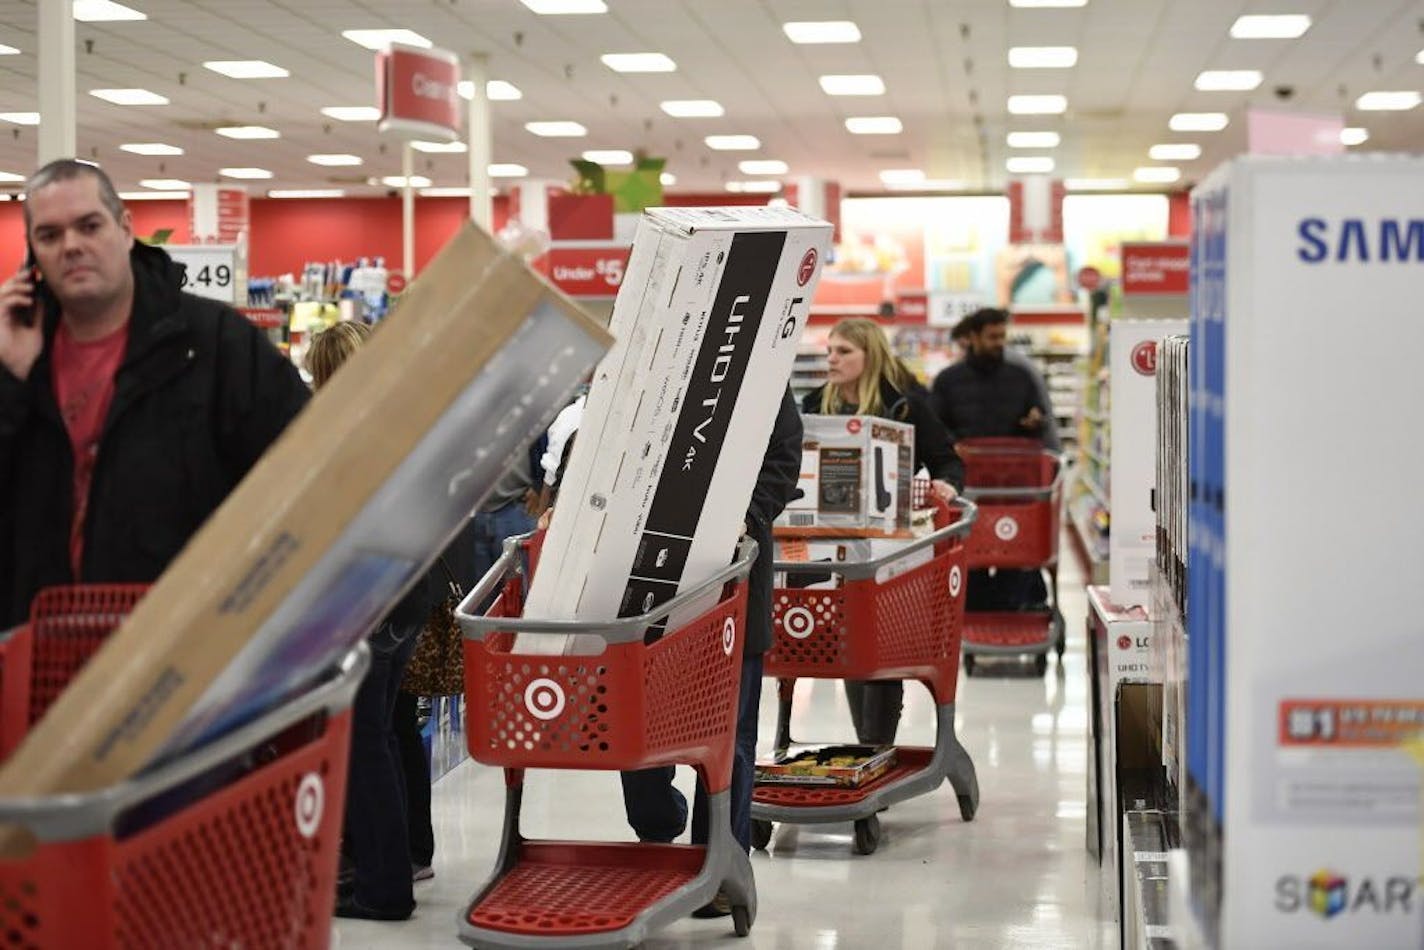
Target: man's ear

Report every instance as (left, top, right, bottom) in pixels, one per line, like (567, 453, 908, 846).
(120, 208, 135, 249)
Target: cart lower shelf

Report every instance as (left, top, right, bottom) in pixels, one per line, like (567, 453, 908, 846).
(963, 611, 1055, 649)
(753, 747, 933, 808)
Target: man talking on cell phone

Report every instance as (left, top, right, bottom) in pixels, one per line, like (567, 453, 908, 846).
(0, 158, 309, 628)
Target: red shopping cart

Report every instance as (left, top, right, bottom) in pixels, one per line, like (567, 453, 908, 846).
(455, 538, 760, 949)
(956, 438, 1068, 677)
(0, 584, 366, 948)
(751, 496, 979, 856)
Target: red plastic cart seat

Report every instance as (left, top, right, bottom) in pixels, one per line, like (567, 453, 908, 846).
(963, 612, 1055, 648)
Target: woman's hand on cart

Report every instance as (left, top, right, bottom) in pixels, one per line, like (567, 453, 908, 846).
(931, 480, 958, 502)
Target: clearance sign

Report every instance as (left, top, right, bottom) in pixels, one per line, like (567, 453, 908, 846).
(377, 44, 462, 141)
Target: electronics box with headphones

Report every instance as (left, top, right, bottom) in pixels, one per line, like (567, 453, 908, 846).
(775, 415, 915, 538)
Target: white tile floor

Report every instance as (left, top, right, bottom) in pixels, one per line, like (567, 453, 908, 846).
(334, 543, 1116, 949)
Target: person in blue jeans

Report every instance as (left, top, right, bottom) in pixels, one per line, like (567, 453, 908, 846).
(619, 388, 803, 917)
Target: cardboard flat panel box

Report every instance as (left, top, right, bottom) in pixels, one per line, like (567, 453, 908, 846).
(522, 206, 833, 654)
(775, 415, 914, 538)
(0, 223, 612, 803)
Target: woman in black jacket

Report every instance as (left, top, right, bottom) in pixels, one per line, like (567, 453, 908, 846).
(802, 318, 964, 747)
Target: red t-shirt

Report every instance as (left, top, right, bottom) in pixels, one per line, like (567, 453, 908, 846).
(51, 321, 130, 578)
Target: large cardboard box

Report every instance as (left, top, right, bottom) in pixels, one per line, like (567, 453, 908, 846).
(776, 415, 914, 537)
(0, 223, 611, 802)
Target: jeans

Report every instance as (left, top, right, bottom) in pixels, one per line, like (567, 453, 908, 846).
(343, 621, 420, 913)
(472, 501, 537, 612)
(620, 654, 764, 851)
(965, 568, 1048, 611)
(845, 679, 903, 745)
(394, 690, 434, 867)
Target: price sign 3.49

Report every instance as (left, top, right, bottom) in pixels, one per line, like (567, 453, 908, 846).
(167, 245, 241, 305)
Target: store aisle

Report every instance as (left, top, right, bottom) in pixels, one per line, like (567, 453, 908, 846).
(335, 539, 1112, 949)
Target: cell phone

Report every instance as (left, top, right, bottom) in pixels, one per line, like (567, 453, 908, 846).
(18, 244, 46, 328)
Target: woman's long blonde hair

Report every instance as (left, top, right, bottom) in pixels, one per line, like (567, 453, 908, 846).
(820, 317, 912, 416)
(305, 321, 372, 389)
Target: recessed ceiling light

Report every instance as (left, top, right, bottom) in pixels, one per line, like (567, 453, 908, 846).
(1355, 90, 1421, 111)
(1149, 143, 1202, 160)
(1134, 166, 1181, 183)
(1169, 112, 1229, 131)
(661, 99, 724, 117)
(819, 74, 886, 96)
(1340, 127, 1369, 146)
(601, 53, 676, 73)
(526, 120, 587, 137)
(322, 106, 381, 122)
(705, 135, 761, 150)
(1195, 69, 1263, 91)
(879, 168, 926, 186)
(90, 88, 169, 106)
(1008, 46, 1078, 68)
(519, 0, 607, 12)
(1230, 15, 1311, 39)
(783, 21, 862, 44)
(846, 116, 903, 135)
(583, 149, 634, 165)
(216, 125, 280, 139)
(1007, 131, 1061, 148)
(342, 29, 432, 50)
(220, 167, 274, 180)
(725, 181, 781, 194)
(411, 140, 468, 153)
(1008, 95, 1068, 115)
(419, 187, 471, 197)
(660, 172, 677, 186)
(487, 80, 522, 100)
(308, 153, 363, 166)
(73, 0, 146, 22)
(203, 60, 289, 79)
(118, 190, 188, 200)
(269, 189, 345, 198)
(1417, 49, 1424, 65)
(0, 44, 18, 55)
(489, 163, 529, 177)
(740, 159, 789, 175)
(1065, 178, 1129, 190)
(0, 113, 38, 126)
(140, 178, 189, 190)
(0, 171, 25, 183)
(380, 175, 434, 188)
(1007, 156, 1055, 174)
(120, 142, 183, 156)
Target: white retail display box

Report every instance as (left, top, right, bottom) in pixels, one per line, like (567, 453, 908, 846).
(776, 415, 915, 536)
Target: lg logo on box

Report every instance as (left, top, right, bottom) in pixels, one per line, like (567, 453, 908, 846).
(1131, 340, 1159, 376)
(1275, 869, 1422, 919)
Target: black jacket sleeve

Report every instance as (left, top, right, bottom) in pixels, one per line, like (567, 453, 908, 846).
(0, 366, 29, 626)
(928, 366, 956, 436)
(213, 307, 311, 484)
(746, 388, 804, 533)
(906, 390, 964, 490)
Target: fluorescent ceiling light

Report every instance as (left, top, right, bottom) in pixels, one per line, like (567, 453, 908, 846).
(1340, 127, 1369, 146)
(740, 159, 789, 175)
(322, 106, 381, 122)
(705, 135, 760, 150)
(725, 181, 781, 194)
(519, 0, 607, 12)
(1194, 69, 1263, 91)
(660, 172, 677, 186)
(0, 171, 25, 183)
(1007, 156, 1055, 174)
(342, 29, 432, 50)
(1008, 94, 1067, 114)
(783, 21, 862, 44)
(846, 116, 903, 134)
(1008, 0, 1087, 6)
(0, 113, 38, 125)
(1230, 15, 1310, 39)
(0, 44, 18, 55)
(380, 175, 433, 188)
(1149, 143, 1202, 160)
(1007, 130, 1061, 148)
(220, 167, 274, 179)
(216, 125, 280, 139)
(1134, 166, 1181, 183)
(120, 142, 183, 155)
(411, 140, 467, 153)
(819, 74, 885, 96)
(488, 163, 529, 177)
(1417, 49, 1424, 65)
(1008, 46, 1078, 68)
(583, 149, 634, 165)
(904, 178, 968, 191)
(526, 120, 587, 137)
(203, 60, 289, 79)
(308, 153, 363, 166)
(73, 1, 146, 22)
(140, 178, 189, 190)
(601, 53, 676, 73)
(661, 99, 724, 117)
(1355, 91, 1421, 111)
(1066, 178, 1129, 190)
(90, 88, 168, 106)
(1169, 112, 1229, 131)
(879, 168, 925, 186)
(118, 190, 188, 200)
(419, 187, 471, 197)
(269, 189, 345, 198)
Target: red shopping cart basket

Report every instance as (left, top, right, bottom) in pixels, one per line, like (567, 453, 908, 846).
(455, 538, 761, 948)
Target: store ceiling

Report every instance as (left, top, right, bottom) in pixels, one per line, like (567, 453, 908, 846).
(0, 0, 1420, 198)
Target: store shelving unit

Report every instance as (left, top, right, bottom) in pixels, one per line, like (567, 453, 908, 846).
(1069, 318, 1110, 583)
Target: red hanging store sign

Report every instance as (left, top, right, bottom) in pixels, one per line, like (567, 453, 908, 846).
(1121, 242, 1190, 296)
(542, 246, 632, 298)
(377, 44, 462, 141)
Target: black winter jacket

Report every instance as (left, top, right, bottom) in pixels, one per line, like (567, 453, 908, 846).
(930, 355, 1057, 449)
(0, 243, 311, 626)
(801, 379, 965, 490)
(742, 389, 803, 656)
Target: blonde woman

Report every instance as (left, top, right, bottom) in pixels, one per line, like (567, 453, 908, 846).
(801, 318, 963, 746)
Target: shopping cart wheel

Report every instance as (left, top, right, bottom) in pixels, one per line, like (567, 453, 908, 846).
(853, 814, 881, 855)
(751, 819, 773, 851)
(958, 793, 978, 822)
(1033, 653, 1049, 677)
(963, 653, 977, 677)
(1053, 609, 1067, 657)
(733, 904, 753, 937)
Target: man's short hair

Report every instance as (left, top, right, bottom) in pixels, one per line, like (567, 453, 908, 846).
(951, 314, 978, 341)
(969, 306, 1009, 329)
(23, 159, 126, 229)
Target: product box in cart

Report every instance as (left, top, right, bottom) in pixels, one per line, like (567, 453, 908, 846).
(522, 206, 832, 654)
(1180, 156, 1424, 949)
(775, 415, 915, 537)
(0, 222, 611, 810)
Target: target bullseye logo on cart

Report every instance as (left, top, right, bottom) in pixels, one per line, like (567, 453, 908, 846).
(723, 617, 737, 656)
(294, 772, 324, 839)
(995, 516, 1020, 542)
(949, 565, 963, 597)
(525, 678, 566, 721)
(784, 606, 816, 639)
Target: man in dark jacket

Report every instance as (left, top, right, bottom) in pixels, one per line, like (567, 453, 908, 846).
(0, 159, 308, 627)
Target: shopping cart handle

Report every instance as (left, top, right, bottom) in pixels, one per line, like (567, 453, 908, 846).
(456, 538, 760, 645)
(771, 496, 979, 580)
(962, 449, 1068, 501)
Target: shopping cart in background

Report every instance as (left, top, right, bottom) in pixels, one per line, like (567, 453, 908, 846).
(0, 584, 366, 948)
(455, 537, 760, 948)
(955, 438, 1068, 677)
(751, 496, 979, 856)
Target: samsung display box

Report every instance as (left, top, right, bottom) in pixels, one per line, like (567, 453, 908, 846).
(776, 415, 915, 537)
